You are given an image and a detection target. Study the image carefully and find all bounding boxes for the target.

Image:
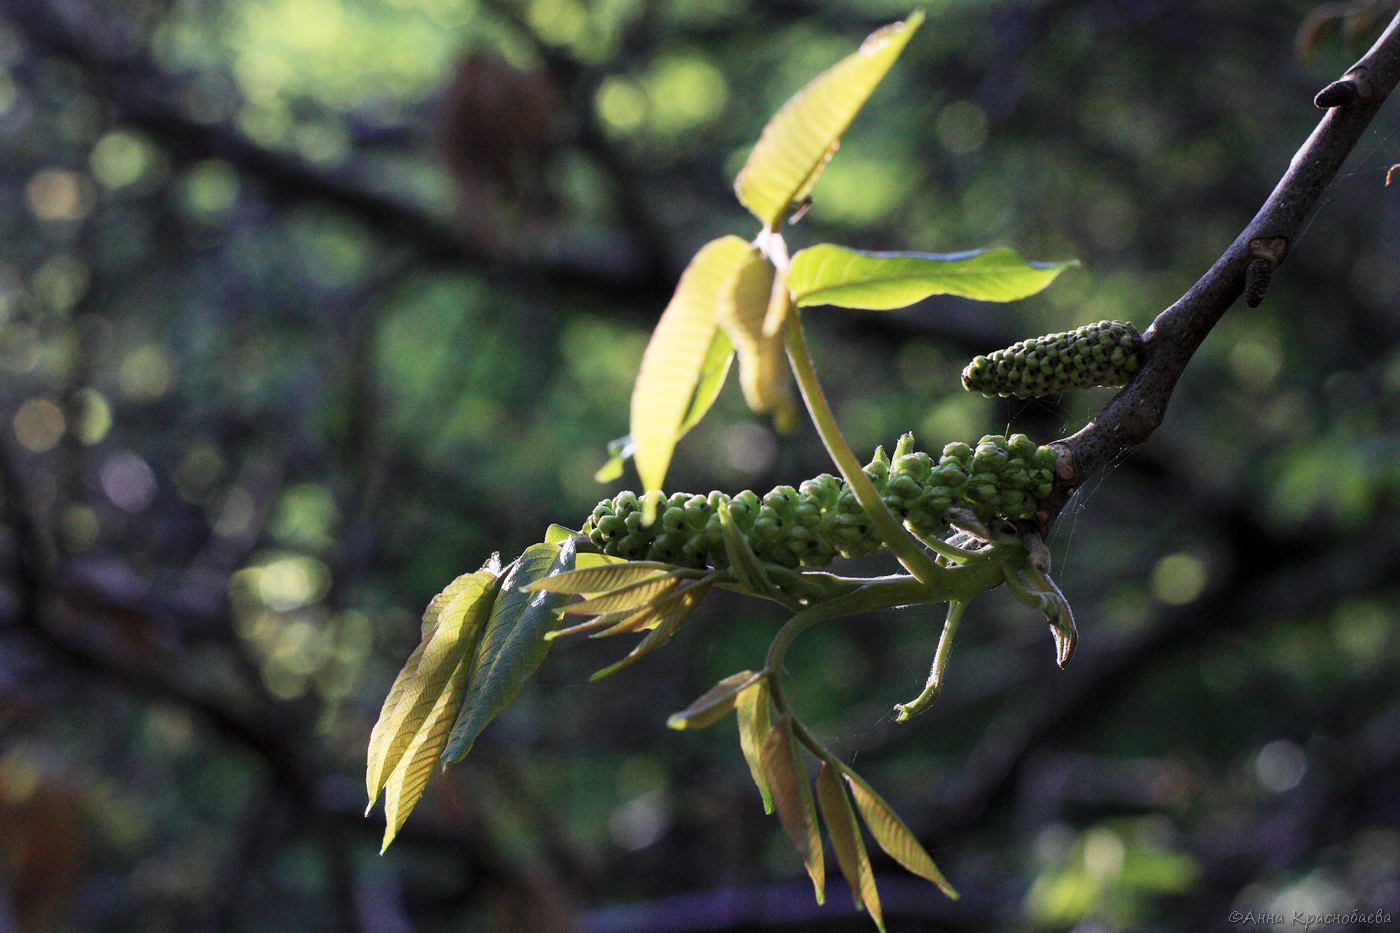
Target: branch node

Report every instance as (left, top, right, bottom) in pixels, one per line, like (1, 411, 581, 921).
(1244, 237, 1289, 308)
(1314, 66, 1373, 108)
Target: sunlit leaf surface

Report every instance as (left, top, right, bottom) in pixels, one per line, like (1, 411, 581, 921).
(734, 13, 923, 229)
(631, 236, 750, 491)
(788, 244, 1077, 309)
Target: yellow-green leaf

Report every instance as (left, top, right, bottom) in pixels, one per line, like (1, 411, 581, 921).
(379, 647, 471, 852)
(442, 541, 576, 763)
(788, 244, 1078, 309)
(559, 573, 683, 615)
(680, 329, 735, 435)
(733, 13, 924, 229)
(526, 561, 675, 595)
(667, 670, 762, 730)
(589, 580, 711, 680)
(817, 762, 883, 930)
(366, 568, 501, 848)
(736, 679, 773, 813)
(631, 235, 751, 491)
(716, 247, 788, 414)
(844, 767, 958, 899)
(761, 716, 825, 902)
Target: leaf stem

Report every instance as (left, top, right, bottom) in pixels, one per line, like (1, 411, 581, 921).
(783, 311, 946, 590)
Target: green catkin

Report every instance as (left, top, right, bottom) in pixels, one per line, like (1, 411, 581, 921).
(961, 320, 1143, 398)
(587, 434, 1058, 570)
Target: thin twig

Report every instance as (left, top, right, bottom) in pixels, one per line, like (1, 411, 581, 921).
(1045, 12, 1400, 523)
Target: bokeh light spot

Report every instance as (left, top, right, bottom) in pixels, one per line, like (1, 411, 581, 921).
(72, 388, 113, 445)
(90, 131, 155, 189)
(1149, 552, 1207, 605)
(119, 344, 176, 401)
(13, 396, 65, 452)
(100, 451, 159, 512)
(25, 168, 95, 222)
(596, 76, 646, 133)
(936, 100, 988, 155)
(1253, 739, 1306, 793)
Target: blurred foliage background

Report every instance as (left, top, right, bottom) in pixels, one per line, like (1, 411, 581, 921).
(1, 0, 1399, 931)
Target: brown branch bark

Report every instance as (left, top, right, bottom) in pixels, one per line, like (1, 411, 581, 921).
(1044, 11, 1400, 522)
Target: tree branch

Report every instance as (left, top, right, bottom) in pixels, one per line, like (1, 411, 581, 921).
(1045, 11, 1400, 521)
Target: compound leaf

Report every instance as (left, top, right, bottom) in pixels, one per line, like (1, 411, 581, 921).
(734, 13, 923, 229)
(843, 767, 958, 899)
(559, 573, 684, 615)
(788, 244, 1077, 309)
(632, 235, 750, 491)
(589, 580, 711, 680)
(762, 716, 825, 903)
(442, 540, 576, 763)
(736, 679, 773, 813)
(667, 669, 763, 730)
(367, 566, 502, 850)
(817, 762, 883, 930)
(527, 561, 675, 596)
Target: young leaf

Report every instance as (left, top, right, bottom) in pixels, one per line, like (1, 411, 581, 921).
(379, 645, 473, 852)
(667, 669, 763, 730)
(588, 580, 711, 680)
(843, 767, 958, 899)
(543, 524, 579, 546)
(594, 434, 633, 483)
(559, 573, 683, 615)
(733, 13, 924, 230)
(441, 539, 577, 763)
(761, 716, 825, 903)
(716, 247, 788, 413)
(816, 762, 883, 930)
(366, 567, 501, 809)
(788, 244, 1077, 309)
(366, 568, 502, 850)
(736, 679, 773, 813)
(631, 235, 751, 491)
(680, 329, 736, 434)
(526, 561, 675, 595)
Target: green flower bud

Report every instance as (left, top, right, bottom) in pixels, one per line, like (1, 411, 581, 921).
(962, 320, 1144, 398)
(586, 434, 1059, 569)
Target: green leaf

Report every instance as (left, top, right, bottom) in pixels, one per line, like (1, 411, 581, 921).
(843, 767, 958, 899)
(366, 567, 501, 851)
(716, 247, 788, 414)
(817, 762, 883, 930)
(733, 13, 923, 229)
(631, 235, 751, 491)
(788, 244, 1078, 309)
(543, 524, 578, 546)
(441, 540, 577, 763)
(736, 680, 773, 813)
(594, 435, 632, 483)
(588, 580, 711, 680)
(667, 669, 763, 730)
(761, 716, 825, 903)
(527, 561, 676, 595)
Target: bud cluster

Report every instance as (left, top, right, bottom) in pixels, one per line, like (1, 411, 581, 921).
(961, 320, 1143, 398)
(587, 434, 1058, 570)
